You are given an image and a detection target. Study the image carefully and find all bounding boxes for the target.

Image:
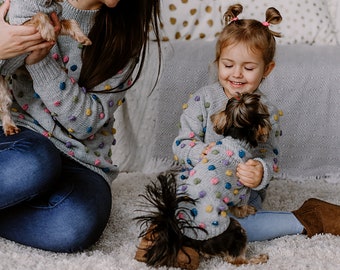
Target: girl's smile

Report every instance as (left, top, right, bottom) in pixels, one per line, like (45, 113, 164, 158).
(218, 42, 274, 98)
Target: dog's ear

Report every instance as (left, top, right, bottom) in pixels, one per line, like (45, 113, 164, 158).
(211, 110, 232, 135)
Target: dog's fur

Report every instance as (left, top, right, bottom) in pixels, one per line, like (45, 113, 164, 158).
(135, 93, 272, 269)
(0, 0, 91, 136)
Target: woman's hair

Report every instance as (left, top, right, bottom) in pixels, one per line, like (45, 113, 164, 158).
(78, 0, 161, 92)
(215, 4, 282, 66)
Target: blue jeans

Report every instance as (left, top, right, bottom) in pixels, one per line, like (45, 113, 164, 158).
(0, 127, 112, 252)
(232, 190, 304, 242)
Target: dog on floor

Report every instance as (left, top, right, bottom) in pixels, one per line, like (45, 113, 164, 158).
(134, 93, 272, 269)
(0, 0, 91, 136)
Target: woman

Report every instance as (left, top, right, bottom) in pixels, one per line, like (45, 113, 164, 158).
(0, 0, 161, 252)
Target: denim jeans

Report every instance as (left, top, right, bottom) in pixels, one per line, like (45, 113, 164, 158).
(232, 190, 304, 242)
(0, 127, 112, 252)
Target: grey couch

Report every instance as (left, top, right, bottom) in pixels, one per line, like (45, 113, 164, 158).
(112, 41, 340, 181)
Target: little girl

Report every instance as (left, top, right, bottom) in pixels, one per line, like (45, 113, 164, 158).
(172, 4, 340, 243)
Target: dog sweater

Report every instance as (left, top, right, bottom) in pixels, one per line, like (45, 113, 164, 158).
(7, 0, 62, 25)
(178, 136, 254, 240)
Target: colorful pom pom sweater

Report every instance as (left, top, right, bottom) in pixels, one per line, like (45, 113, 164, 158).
(173, 82, 282, 239)
(0, 1, 133, 183)
(178, 136, 254, 240)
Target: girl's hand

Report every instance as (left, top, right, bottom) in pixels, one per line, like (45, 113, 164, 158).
(0, 0, 54, 59)
(236, 159, 264, 188)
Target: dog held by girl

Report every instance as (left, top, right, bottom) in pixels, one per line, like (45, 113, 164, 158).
(134, 93, 272, 269)
(0, 0, 91, 135)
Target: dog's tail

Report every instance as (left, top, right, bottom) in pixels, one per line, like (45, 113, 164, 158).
(134, 172, 198, 268)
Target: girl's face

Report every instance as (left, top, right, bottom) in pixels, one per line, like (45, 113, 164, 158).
(68, 0, 120, 10)
(218, 42, 275, 99)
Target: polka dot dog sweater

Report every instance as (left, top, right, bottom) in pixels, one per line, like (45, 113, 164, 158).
(0, 1, 133, 183)
(7, 0, 62, 25)
(178, 137, 254, 240)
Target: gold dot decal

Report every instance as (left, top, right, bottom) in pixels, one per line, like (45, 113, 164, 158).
(190, 9, 197, 16)
(199, 33, 206, 39)
(205, 6, 212, 13)
(169, 4, 176, 11)
(170, 17, 177, 25)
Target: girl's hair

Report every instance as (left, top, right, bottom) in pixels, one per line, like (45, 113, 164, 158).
(78, 0, 161, 92)
(216, 4, 282, 66)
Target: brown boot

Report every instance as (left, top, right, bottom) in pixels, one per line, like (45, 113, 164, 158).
(135, 230, 200, 270)
(292, 198, 340, 237)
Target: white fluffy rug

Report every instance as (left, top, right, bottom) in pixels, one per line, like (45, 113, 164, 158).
(1, 172, 340, 270)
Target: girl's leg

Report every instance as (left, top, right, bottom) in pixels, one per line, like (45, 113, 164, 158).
(0, 127, 62, 208)
(234, 210, 304, 242)
(0, 155, 112, 252)
(240, 190, 303, 241)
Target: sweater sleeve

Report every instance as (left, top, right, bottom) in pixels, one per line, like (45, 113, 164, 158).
(172, 91, 210, 168)
(25, 56, 117, 140)
(251, 103, 282, 190)
(0, 54, 27, 76)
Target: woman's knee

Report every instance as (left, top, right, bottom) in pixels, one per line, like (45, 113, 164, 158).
(33, 175, 112, 252)
(0, 128, 62, 179)
(0, 128, 62, 208)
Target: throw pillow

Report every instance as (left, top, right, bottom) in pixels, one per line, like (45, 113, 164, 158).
(159, 0, 223, 41)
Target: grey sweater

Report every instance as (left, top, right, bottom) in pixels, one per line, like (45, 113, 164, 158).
(179, 136, 254, 240)
(0, 1, 133, 183)
(173, 82, 282, 192)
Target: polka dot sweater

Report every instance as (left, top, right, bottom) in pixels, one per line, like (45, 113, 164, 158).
(178, 137, 254, 240)
(173, 82, 283, 239)
(173, 82, 282, 194)
(0, 1, 132, 183)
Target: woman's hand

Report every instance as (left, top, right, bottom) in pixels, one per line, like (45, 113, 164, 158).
(236, 159, 264, 188)
(25, 12, 61, 65)
(0, 0, 54, 60)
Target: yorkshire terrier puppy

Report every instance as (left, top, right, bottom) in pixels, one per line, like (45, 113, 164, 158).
(134, 93, 272, 269)
(0, 0, 91, 136)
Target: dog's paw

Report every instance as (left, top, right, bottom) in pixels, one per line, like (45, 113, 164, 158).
(77, 36, 92, 46)
(39, 23, 56, 41)
(4, 124, 20, 136)
(245, 205, 257, 215)
(229, 205, 257, 218)
(27, 13, 56, 42)
(248, 253, 269, 264)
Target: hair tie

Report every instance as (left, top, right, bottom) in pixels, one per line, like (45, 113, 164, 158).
(231, 17, 238, 22)
(262, 21, 270, 27)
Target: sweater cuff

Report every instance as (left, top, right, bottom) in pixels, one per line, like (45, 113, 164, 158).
(25, 56, 62, 84)
(0, 54, 27, 75)
(252, 157, 271, 191)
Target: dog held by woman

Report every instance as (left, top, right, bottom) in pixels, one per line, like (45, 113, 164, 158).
(0, 0, 91, 135)
(134, 93, 272, 269)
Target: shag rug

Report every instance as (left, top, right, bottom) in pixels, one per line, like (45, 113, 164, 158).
(1, 172, 340, 270)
